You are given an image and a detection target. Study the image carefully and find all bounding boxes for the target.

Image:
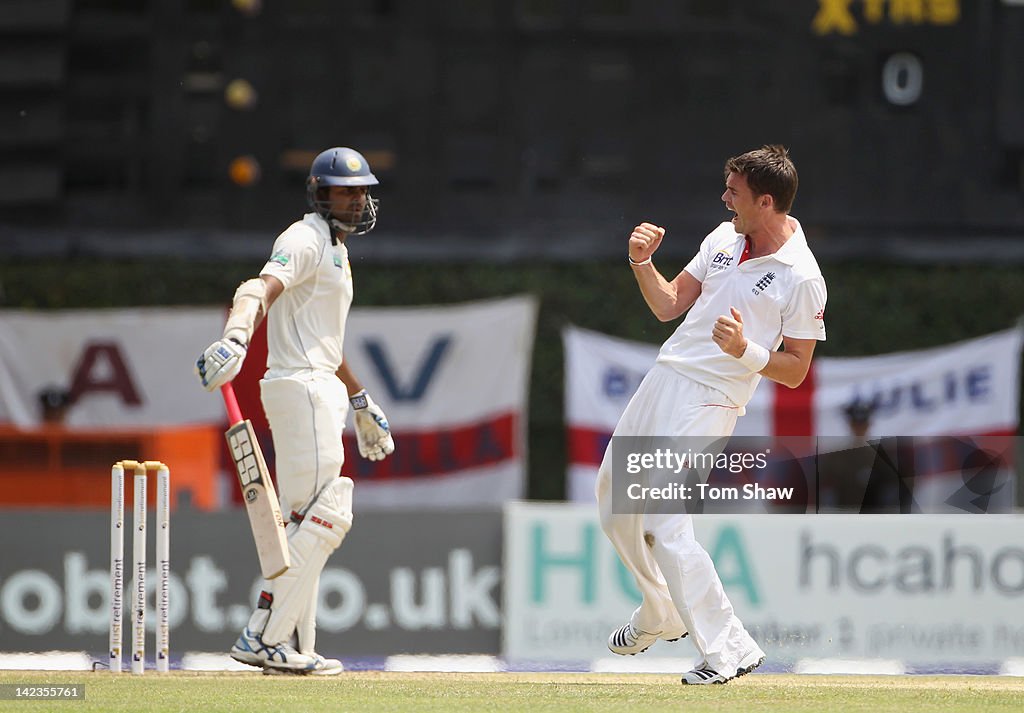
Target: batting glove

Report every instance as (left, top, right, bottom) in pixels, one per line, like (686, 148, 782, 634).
(350, 389, 395, 461)
(195, 338, 247, 392)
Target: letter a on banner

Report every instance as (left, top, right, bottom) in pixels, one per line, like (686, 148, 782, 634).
(67, 342, 142, 406)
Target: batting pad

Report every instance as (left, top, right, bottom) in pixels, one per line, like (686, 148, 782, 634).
(262, 477, 353, 646)
(296, 572, 321, 655)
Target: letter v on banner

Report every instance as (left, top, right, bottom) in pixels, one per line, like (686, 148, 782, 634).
(363, 336, 452, 402)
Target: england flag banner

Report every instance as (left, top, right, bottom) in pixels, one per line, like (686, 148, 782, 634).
(564, 325, 1023, 503)
(813, 331, 1022, 439)
(337, 296, 537, 508)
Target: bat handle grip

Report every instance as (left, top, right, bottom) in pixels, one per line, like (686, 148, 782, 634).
(221, 383, 243, 425)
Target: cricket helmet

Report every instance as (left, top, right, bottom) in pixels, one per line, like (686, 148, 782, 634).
(306, 147, 380, 234)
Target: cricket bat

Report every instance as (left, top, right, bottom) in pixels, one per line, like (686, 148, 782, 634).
(221, 383, 290, 579)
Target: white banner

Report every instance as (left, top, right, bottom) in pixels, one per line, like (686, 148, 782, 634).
(340, 296, 537, 508)
(0, 307, 226, 428)
(0, 297, 537, 508)
(345, 297, 536, 429)
(564, 326, 1023, 502)
(814, 330, 1023, 438)
(503, 502, 1024, 665)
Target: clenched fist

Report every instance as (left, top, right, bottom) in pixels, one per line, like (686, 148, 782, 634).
(629, 222, 665, 264)
(712, 307, 747, 358)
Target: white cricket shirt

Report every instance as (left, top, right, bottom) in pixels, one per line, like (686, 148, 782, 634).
(656, 218, 827, 407)
(259, 213, 353, 374)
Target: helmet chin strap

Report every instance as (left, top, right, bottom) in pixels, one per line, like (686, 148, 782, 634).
(326, 217, 354, 245)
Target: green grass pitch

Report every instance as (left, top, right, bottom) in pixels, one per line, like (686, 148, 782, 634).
(1, 670, 1022, 712)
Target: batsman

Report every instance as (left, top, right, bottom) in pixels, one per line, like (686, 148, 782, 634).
(195, 147, 395, 675)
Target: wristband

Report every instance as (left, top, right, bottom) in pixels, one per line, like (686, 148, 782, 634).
(349, 390, 368, 410)
(628, 255, 652, 266)
(736, 340, 770, 373)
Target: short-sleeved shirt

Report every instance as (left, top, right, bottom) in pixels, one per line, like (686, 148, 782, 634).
(656, 218, 827, 407)
(259, 213, 353, 374)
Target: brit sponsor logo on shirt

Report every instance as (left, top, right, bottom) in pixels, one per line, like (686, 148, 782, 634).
(751, 271, 776, 295)
(710, 250, 735, 270)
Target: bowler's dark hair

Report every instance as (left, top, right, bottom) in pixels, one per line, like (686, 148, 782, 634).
(724, 145, 798, 213)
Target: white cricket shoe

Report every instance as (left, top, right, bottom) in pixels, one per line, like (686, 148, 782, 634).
(229, 627, 316, 672)
(607, 622, 687, 656)
(680, 648, 765, 685)
(305, 654, 344, 676)
(262, 654, 343, 676)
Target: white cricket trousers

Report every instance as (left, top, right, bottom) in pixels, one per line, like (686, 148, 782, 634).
(261, 369, 349, 515)
(595, 363, 761, 677)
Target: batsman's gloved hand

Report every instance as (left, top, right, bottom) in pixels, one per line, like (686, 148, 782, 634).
(350, 389, 395, 461)
(195, 338, 247, 392)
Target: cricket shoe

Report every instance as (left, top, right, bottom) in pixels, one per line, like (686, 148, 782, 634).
(229, 627, 316, 672)
(607, 622, 688, 656)
(680, 647, 765, 685)
(262, 654, 343, 677)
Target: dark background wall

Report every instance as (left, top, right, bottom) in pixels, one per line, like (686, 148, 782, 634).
(2, 0, 1024, 261)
